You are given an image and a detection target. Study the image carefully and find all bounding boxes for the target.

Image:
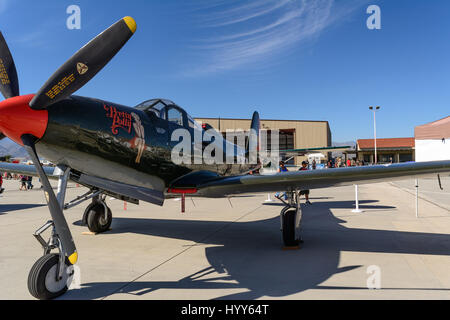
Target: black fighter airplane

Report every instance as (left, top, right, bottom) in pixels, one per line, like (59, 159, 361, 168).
(0, 17, 449, 300)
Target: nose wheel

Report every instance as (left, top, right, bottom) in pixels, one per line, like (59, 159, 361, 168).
(28, 254, 73, 300)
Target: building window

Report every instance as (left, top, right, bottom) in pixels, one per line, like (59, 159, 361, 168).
(399, 153, 413, 162)
(379, 154, 394, 163)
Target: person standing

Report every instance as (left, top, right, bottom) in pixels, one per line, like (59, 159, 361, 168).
(298, 161, 312, 204)
(20, 175, 27, 191)
(275, 161, 288, 200)
(27, 176, 33, 190)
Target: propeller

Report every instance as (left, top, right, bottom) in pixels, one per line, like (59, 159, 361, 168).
(0, 16, 138, 265)
(0, 32, 20, 141)
(29, 16, 136, 109)
(0, 31, 20, 100)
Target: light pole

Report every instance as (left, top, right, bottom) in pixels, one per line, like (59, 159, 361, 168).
(369, 106, 380, 164)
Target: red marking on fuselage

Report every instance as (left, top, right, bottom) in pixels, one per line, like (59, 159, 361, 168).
(0, 94, 48, 145)
(104, 104, 132, 135)
(167, 188, 198, 194)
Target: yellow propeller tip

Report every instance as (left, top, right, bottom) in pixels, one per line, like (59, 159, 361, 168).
(123, 16, 137, 34)
(68, 252, 78, 265)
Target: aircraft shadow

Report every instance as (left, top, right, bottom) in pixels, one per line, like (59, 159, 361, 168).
(0, 203, 45, 214)
(64, 199, 450, 300)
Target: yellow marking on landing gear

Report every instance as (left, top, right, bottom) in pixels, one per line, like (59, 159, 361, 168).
(68, 252, 78, 265)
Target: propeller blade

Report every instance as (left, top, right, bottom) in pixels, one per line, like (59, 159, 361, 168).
(21, 134, 78, 265)
(29, 16, 136, 110)
(0, 32, 20, 99)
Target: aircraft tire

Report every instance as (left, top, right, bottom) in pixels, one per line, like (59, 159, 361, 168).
(86, 203, 112, 233)
(28, 254, 70, 300)
(282, 209, 299, 247)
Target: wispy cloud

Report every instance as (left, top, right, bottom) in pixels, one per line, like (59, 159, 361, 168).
(0, 0, 8, 14)
(184, 0, 366, 75)
(12, 30, 48, 48)
(10, 19, 63, 49)
(201, 0, 293, 27)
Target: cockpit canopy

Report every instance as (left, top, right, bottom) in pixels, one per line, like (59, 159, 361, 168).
(135, 98, 174, 118)
(135, 98, 202, 130)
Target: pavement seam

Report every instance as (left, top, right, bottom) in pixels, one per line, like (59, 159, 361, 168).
(389, 182, 450, 213)
(101, 203, 264, 299)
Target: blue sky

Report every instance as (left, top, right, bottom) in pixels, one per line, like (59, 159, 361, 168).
(0, 0, 449, 142)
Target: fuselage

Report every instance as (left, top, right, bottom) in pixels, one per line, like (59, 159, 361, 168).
(31, 95, 254, 192)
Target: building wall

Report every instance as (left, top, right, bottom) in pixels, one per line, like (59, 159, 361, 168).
(357, 150, 415, 163)
(415, 139, 450, 162)
(194, 118, 331, 165)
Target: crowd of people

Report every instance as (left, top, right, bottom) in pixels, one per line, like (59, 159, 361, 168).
(327, 157, 365, 168)
(0, 172, 35, 192)
(275, 160, 312, 205)
(274, 156, 365, 204)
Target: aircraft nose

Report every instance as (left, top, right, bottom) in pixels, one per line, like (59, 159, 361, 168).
(0, 94, 48, 145)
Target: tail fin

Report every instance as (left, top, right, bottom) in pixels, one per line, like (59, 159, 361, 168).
(246, 111, 260, 165)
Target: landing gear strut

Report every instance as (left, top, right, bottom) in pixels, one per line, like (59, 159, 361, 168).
(279, 189, 303, 247)
(27, 164, 113, 299)
(23, 159, 77, 300)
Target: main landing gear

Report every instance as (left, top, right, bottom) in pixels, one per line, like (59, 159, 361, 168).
(27, 165, 112, 299)
(63, 188, 113, 233)
(278, 190, 303, 247)
(82, 194, 112, 233)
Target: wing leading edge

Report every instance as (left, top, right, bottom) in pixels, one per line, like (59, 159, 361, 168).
(194, 160, 450, 197)
(0, 162, 57, 178)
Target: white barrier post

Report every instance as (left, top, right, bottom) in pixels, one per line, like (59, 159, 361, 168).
(265, 193, 273, 202)
(415, 179, 419, 218)
(352, 184, 363, 213)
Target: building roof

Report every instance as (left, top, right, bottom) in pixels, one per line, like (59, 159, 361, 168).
(357, 138, 415, 150)
(415, 116, 450, 140)
(195, 117, 329, 124)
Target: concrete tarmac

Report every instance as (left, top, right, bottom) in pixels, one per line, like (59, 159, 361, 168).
(0, 177, 449, 300)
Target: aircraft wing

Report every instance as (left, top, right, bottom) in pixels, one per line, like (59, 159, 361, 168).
(0, 161, 164, 205)
(0, 162, 58, 178)
(191, 160, 450, 197)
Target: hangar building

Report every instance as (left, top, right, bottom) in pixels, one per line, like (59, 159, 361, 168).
(415, 116, 450, 162)
(356, 138, 415, 164)
(194, 117, 332, 165)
